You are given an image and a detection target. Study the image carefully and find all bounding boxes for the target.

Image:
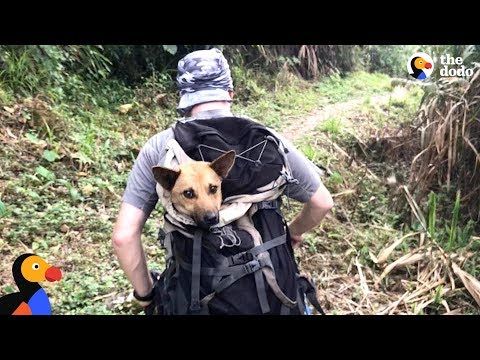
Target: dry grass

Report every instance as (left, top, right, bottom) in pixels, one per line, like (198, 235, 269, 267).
(408, 67, 480, 222)
(227, 45, 358, 80)
(297, 186, 479, 315)
(288, 78, 480, 315)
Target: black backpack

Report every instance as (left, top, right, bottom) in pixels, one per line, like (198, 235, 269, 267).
(149, 116, 324, 315)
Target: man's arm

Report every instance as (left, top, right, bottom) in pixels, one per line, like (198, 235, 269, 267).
(112, 130, 173, 306)
(288, 182, 334, 248)
(269, 129, 334, 247)
(112, 202, 153, 305)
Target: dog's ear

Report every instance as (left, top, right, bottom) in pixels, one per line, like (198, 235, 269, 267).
(210, 150, 236, 179)
(152, 166, 181, 191)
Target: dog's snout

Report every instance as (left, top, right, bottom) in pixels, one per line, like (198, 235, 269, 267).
(203, 212, 219, 227)
(196, 212, 219, 229)
(199, 212, 218, 228)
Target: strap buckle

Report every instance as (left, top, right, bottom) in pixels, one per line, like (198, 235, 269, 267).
(190, 300, 201, 313)
(243, 259, 262, 274)
(228, 251, 254, 266)
(257, 199, 280, 210)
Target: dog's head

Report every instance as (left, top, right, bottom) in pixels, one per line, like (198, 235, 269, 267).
(152, 151, 236, 229)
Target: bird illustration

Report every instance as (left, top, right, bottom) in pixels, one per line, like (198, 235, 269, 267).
(410, 56, 432, 80)
(0, 253, 62, 315)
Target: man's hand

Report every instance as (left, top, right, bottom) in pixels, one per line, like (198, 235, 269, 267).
(290, 233, 303, 249)
(144, 301, 157, 315)
(138, 299, 157, 315)
(288, 183, 334, 249)
(137, 270, 162, 315)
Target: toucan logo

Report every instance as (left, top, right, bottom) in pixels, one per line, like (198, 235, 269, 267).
(407, 52, 434, 80)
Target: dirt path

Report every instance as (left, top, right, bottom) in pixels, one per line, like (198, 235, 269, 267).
(280, 94, 390, 142)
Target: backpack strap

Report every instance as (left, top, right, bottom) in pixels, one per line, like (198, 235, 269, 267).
(190, 229, 203, 313)
(158, 229, 173, 264)
(166, 137, 194, 165)
(236, 212, 298, 311)
(226, 234, 287, 265)
(280, 304, 291, 315)
(253, 266, 270, 314)
(196, 256, 275, 314)
(162, 213, 299, 314)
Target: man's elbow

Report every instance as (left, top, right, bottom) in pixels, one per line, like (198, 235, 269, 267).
(309, 185, 334, 212)
(112, 229, 135, 249)
(112, 203, 146, 251)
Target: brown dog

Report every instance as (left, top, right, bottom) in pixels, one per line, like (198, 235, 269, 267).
(152, 151, 236, 229)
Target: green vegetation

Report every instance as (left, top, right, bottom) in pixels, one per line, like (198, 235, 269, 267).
(315, 71, 391, 103)
(293, 76, 479, 314)
(1, 56, 350, 314)
(1, 45, 479, 315)
(318, 118, 344, 137)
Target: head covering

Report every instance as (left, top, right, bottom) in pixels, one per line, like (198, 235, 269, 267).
(176, 48, 234, 115)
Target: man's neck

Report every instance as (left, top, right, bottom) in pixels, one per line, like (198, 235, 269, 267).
(190, 101, 231, 116)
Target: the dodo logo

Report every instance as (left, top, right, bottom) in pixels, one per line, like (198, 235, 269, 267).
(0, 253, 62, 315)
(407, 52, 434, 80)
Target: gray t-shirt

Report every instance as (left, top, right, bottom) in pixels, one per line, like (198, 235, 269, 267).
(122, 109, 322, 216)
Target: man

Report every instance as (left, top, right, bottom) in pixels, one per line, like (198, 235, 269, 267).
(112, 48, 334, 310)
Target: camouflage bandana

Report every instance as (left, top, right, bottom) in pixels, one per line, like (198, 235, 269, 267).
(176, 48, 234, 115)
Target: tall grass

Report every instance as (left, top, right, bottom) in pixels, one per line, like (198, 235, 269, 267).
(408, 67, 480, 226)
(447, 191, 461, 250)
(0, 49, 47, 95)
(427, 191, 437, 239)
(425, 191, 475, 252)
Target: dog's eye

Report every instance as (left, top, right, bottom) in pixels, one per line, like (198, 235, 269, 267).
(209, 185, 218, 194)
(183, 189, 195, 199)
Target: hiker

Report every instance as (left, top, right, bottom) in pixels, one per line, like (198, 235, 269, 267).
(112, 48, 334, 315)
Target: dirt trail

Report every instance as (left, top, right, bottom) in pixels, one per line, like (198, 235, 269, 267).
(280, 94, 389, 142)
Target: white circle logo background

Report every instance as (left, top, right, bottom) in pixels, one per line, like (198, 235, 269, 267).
(407, 52, 434, 79)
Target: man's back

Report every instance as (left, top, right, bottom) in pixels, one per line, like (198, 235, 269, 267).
(122, 109, 323, 217)
(112, 48, 333, 314)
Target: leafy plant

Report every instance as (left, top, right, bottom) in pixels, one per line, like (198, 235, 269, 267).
(35, 165, 55, 181)
(364, 45, 418, 77)
(447, 191, 461, 250)
(0, 45, 113, 96)
(319, 118, 343, 137)
(328, 172, 344, 186)
(0, 47, 47, 95)
(434, 285, 444, 305)
(0, 199, 6, 217)
(42, 149, 60, 162)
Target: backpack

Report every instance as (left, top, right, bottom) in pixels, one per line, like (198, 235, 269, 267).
(149, 115, 324, 315)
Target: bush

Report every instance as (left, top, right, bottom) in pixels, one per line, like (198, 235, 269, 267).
(0, 45, 111, 97)
(363, 45, 418, 77)
(103, 45, 206, 85)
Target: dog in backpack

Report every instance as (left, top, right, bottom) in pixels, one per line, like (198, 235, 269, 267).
(152, 150, 236, 229)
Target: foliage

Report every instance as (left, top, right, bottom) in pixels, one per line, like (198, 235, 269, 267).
(363, 45, 418, 77)
(315, 71, 391, 102)
(2, 45, 480, 315)
(405, 67, 480, 225)
(0, 45, 111, 97)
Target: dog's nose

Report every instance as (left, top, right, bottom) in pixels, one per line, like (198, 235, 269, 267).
(203, 212, 219, 227)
